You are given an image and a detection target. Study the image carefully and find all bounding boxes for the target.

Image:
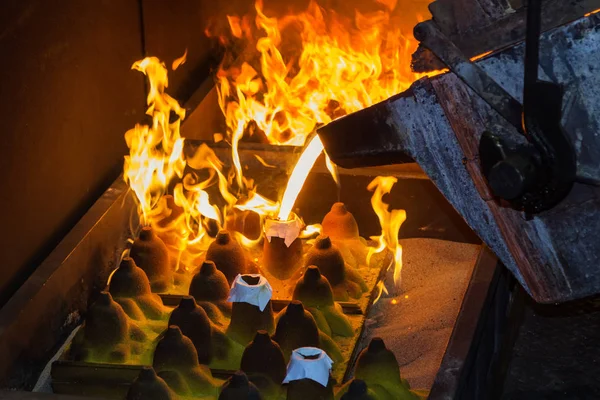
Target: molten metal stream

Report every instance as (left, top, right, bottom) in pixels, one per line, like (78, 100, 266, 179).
(277, 135, 324, 221)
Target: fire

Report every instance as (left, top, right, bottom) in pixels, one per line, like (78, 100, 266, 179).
(212, 0, 434, 186)
(124, 0, 430, 272)
(124, 57, 186, 225)
(234, 192, 279, 215)
(585, 8, 600, 16)
(299, 223, 323, 239)
(367, 176, 407, 293)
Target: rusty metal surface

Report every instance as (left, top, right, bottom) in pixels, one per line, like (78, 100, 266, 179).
(470, 13, 600, 183)
(317, 91, 415, 169)
(393, 79, 524, 285)
(0, 177, 136, 389)
(416, 7, 580, 215)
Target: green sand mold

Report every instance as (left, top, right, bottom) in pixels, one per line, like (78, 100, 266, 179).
(59, 239, 393, 394)
(293, 266, 354, 338)
(337, 338, 421, 400)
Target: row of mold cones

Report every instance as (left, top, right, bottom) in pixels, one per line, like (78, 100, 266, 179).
(66, 203, 420, 399)
(126, 335, 418, 399)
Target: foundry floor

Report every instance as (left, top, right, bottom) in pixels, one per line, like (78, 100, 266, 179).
(501, 294, 600, 399)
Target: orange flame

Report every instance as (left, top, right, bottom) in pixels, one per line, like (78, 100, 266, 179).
(213, 0, 436, 187)
(299, 223, 322, 239)
(367, 176, 406, 293)
(235, 191, 279, 215)
(124, 58, 252, 270)
(585, 8, 600, 17)
(172, 49, 188, 70)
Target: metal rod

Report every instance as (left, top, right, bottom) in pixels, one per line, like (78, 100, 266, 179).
(524, 0, 543, 94)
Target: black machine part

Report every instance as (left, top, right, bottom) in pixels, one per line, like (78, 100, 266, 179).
(481, 0, 577, 214)
(415, 0, 577, 215)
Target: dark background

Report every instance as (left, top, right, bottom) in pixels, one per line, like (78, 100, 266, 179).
(0, 0, 142, 307)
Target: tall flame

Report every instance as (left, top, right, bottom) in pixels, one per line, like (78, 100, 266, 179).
(212, 0, 436, 186)
(367, 176, 407, 293)
(124, 0, 433, 271)
(124, 59, 239, 270)
(124, 57, 186, 225)
(325, 152, 341, 201)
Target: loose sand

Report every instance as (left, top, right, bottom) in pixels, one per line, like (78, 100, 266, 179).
(356, 238, 479, 391)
